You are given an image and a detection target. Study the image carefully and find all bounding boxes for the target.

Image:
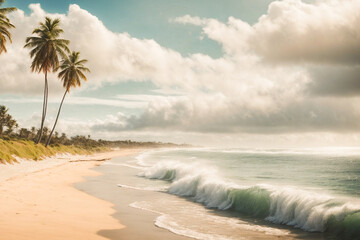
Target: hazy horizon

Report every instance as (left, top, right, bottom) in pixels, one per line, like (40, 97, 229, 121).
(1, 0, 360, 148)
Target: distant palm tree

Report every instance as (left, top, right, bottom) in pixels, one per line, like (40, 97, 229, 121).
(24, 17, 70, 144)
(0, 0, 17, 54)
(45, 51, 90, 147)
(0, 105, 17, 136)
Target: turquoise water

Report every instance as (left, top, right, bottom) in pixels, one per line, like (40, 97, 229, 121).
(137, 148, 360, 239)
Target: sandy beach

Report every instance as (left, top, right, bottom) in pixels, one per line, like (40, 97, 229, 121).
(0, 149, 138, 240)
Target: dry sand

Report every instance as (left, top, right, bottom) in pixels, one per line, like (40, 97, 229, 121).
(0, 149, 139, 240)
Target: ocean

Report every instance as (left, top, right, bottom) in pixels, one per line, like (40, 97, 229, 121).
(111, 148, 360, 239)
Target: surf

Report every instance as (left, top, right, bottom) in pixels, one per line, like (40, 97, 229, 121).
(139, 160, 360, 239)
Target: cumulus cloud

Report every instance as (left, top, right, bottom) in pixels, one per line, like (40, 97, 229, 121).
(175, 15, 253, 57)
(254, 0, 360, 64)
(175, 0, 360, 64)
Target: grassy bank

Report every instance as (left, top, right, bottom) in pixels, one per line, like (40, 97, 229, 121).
(0, 139, 109, 164)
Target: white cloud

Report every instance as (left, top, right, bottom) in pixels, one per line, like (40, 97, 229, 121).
(253, 0, 360, 64)
(175, 0, 360, 64)
(175, 15, 253, 56)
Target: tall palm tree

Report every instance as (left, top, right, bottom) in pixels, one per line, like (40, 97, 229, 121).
(45, 51, 90, 147)
(24, 17, 70, 144)
(0, 0, 17, 54)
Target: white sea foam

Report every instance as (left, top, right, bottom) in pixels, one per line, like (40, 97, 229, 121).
(129, 201, 163, 214)
(130, 201, 235, 240)
(134, 150, 155, 167)
(155, 215, 235, 240)
(102, 162, 145, 169)
(203, 147, 360, 156)
(266, 188, 360, 232)
(117, 184, 166, 192)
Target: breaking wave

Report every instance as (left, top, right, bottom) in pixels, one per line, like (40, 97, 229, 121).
(139, 161, 360, 239)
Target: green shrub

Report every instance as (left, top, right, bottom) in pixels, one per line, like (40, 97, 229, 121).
(0, 139, 108, 164)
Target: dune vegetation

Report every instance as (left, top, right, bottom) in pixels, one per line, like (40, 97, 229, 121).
(0, 138, 106, 164)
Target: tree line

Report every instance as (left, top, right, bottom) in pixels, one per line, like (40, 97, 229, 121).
(0, 104, 94, 147)
(0, 105, 189, 149)
(1, 0, 89, 147)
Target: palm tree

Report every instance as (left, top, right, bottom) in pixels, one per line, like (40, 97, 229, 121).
(45, 51, 90, 147)
(0, 105, 9, 135)
(24, 17, 70, 144)
(0, 0, 17, 54)
(0, 105, 17, 136)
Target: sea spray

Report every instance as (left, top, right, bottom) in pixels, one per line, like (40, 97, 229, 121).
(140, 160, 360, 238)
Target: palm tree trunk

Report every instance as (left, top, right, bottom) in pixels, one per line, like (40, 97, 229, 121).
(35, 71, 49, 144)
(45, 90, 67, 147)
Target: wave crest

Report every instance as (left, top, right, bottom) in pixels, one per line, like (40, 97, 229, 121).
(140, 161, 360, 238)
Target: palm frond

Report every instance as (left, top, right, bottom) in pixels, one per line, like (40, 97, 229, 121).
(24, 16, 70, 73)
(0, 7, 17, 14)
(0, 1, 16, 54)
(58, 51, 90, 92)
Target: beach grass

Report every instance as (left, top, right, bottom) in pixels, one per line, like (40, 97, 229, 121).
(0, 139, 109, 164)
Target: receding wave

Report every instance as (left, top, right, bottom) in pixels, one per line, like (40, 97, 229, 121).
(139, 161, 360, 239)
(130, 201, 233, 240)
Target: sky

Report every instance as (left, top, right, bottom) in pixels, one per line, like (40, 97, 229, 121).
(1, 0, 360, 148)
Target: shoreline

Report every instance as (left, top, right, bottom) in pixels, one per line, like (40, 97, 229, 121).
(0, 148, 140, 240)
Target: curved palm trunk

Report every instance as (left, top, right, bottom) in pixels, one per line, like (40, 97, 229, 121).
(45, 90, 67, 147)
(35, 72, 49, 144)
